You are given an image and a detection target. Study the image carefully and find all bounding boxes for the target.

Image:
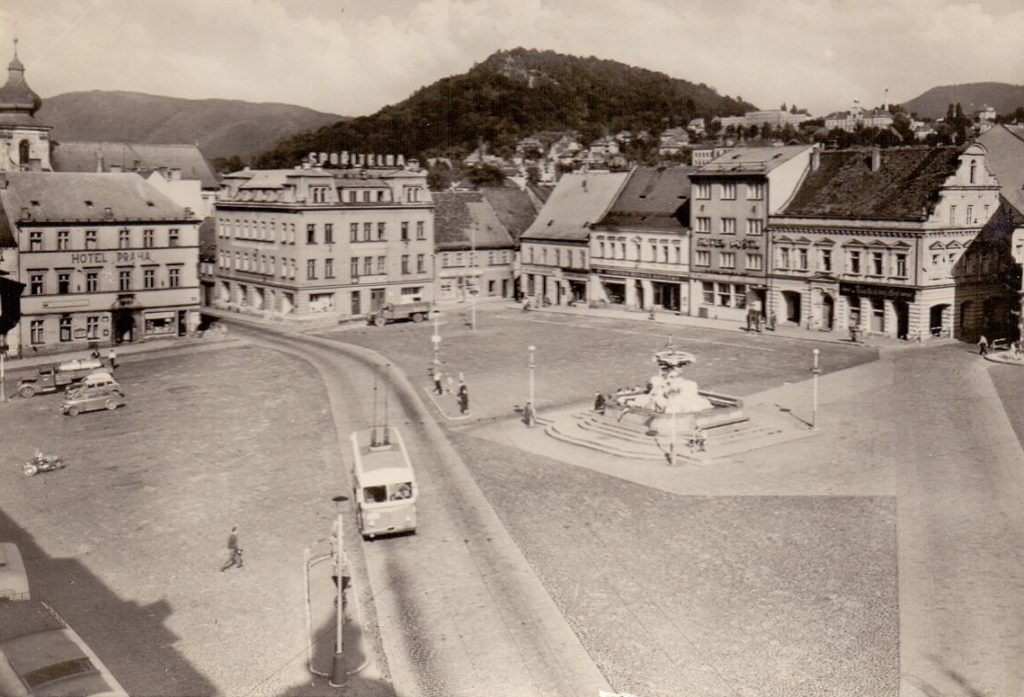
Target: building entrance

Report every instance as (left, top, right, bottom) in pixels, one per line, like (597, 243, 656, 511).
(894, 300, 909, 339)
(652, 282, 680, 312)
(782, 290, 801, 324)
(113, 309, 134, 344)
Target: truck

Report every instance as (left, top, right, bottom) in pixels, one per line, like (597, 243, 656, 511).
(367, 301, 432, 327)
(17, 358, 113, 398)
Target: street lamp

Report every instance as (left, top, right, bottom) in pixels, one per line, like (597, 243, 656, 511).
(811, 348, 821, 430)
(431, 311, 442, 373)
(528, 345, 536, 412)
(0, 340, 7, 403)
(470, 222, 477, 331)
(329, 494, 349, 687)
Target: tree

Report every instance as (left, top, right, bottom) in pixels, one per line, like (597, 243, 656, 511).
(466, 163, 507, 187)
(780, 103, 787, 112)
(211, 155, 245, 173)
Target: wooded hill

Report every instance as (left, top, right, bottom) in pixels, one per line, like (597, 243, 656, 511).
(259, 48, 756, 166)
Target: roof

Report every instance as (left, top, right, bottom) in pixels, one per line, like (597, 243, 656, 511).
(596, 166, 694, 230)
(0, 172, 195, 230)
(781, 147, 964, 221)
(477, 185, 539, 241)
(975, 125, 1024, 221)
(433, 192, 515, 250)
(521, 171, 629, 242)
(0, 51, 41, 116)
(51, 141, 220, 189)
(696, 145, 811, 175)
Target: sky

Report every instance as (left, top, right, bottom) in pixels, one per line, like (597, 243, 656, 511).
(3, 0, 1024, 118)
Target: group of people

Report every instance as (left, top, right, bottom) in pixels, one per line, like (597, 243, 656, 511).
(978, 335, 1023, 358)
(431, 368, 470, 415)
(89, 346, 118, 369)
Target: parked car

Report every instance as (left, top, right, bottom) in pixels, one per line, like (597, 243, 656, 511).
(17, 358, 113, 398)
(367, 301, 432, 327)
(61, 379, 126, 416)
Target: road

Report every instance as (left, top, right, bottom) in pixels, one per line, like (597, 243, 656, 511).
(227, 321, 610, 697)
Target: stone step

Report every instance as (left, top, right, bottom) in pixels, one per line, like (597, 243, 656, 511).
(546, 421, 673, 461)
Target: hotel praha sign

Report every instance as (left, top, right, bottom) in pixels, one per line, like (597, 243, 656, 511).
(70, 251, 153, 264)
(839, 282, 916, 301)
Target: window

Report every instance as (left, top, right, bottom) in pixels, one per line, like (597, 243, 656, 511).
(364, 257, 373, 275)
(401, 222, 410, 241)
(746, 253, 763, 270)
(168, 266, 180, 287)
(747, 183, 765, 200)
(307, 224, 316, 244)
(377, 191, 385, 202)
(30, 320, 44, 344)
(798, 248, 808, 270)
(169, 229, 179, 247)
(966, 205, 974, 225)
(401, 255, 410, 274)
(57, 230, 69, 250)
(144, 267, 156, 289)
(747, 219, 763, 235)
(57, 271, 71, 295)
(119, 268, 132, 291)
(969, 160, 976, 184)
(325, 258, 335, 278)
(30, 272, 43, 295)
(849, 250, 861, 274)
(86, 316, 99, 340)
(85, 270, 98, 292)
(350, 223, 359, 242)
(144, 229, 154, 248)
(307, 259, 317, 279)
(85, 230, 97, 250)
(721, 218, 736, 234)
(695, 183, 711, 199)
(417, 254, 426, 273)
(348, 190, 357, 203)
(721, 183, 736, 200)
(702, 281, 715, 304)
(820, 248, 832, 271)
(895, 253, 907, 277)
(60, 316, 72, 342)
(363, 191, 371, 203)
(871, 251, 884, 275)
(720, 252, 736, 268)
(363, 223, 372, 241)
(29, 231, 41, 251)
(377, 223, 386, 240)
(377, 256, 386, 273)
(780, 248, 791, 269)
(351, 258, 359, 278)
(949, 205, 957, 225)
(416, 221, 425, 240)
(695, 217, 711, 233)
(119, 229, 130, 249)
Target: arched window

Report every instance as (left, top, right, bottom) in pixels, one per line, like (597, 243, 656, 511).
(969, 160, 977, 184)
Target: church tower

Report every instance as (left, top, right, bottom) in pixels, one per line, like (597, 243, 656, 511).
(0, 38, 51, 171)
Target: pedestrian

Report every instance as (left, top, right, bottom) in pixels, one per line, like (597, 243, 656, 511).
(522, 401, 535, 427)
(107, 347, 118, 370)
(445, 374, 454, 395)
(90, 346, 101, 359)
(593, 392, 606, 415)
(979, 335, 989, 356)
(220, 526, 244, 571)
(457, 381, 469, 415)
(433, 369, 444, 395)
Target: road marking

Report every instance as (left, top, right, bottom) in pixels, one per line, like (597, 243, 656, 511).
(517, 316, 782, 352)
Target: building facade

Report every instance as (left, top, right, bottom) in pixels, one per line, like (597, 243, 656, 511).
(0, 172, 201, 357)
(769, 144, 1010, 340)
(433, 191, 516, 302)
(590, 166, 693, 312)
(212, 165, 434, 321)
(688, 145, 814, 321)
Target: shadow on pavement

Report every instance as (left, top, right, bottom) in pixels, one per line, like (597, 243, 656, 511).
(0, 507, 215, 696)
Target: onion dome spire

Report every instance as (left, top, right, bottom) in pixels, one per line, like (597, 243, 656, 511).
(0, 38, 42, 116)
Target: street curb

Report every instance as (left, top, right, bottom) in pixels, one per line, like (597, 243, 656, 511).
(983, 352, 1024, 366)
(219, 313, 613, 697)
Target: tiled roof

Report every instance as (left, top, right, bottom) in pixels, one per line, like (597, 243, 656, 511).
(477, 185, 539, 241)
(781, 147, 963, 221)
(696, 145, 811, 174)
(976, 125, 1024, 221)
(521, 171, 629, 242)
(596, 165, 694, 230)
(52, 141, 220, 189)
(433, 192, 515, 250)
(0, 172, 194, 229)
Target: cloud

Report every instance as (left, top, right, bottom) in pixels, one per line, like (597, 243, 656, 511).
(1, 0, 1023, 118)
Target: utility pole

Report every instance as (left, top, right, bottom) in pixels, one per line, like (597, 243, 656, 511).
(470, 222, 477, 331)
(329, 507, 347, 687)
(811, 348, 821, 430)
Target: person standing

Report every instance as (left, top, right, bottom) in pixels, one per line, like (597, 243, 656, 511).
(433, 369, 444, 395)
(457, 381, 469, 415)
(593, 392, 606, 415)
(979, 335, 989, 356)
(108, 347, 118, 370)
(522, 401, 536, 427)
(220, 526, 244, 571)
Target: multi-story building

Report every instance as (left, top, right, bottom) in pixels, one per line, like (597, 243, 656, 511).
(688, 145, 814, 321)
(433, 191, 516, 302)
(519, 171, 629, 305)
(212, 165, 434, 321)
(769, 144, 1011, 340)
(590, 166, 694, 312)
(716, 110, 812, 132)
(0, 172, 201, 357)
(824, 102, 895, 132)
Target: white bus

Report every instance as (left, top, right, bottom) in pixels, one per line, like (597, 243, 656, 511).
(351, 426, 417, 540)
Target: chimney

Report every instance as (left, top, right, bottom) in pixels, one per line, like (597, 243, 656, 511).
(170, 168, 181, 180)
(871, 147, 881, 172)
(811, 148, 820, 171)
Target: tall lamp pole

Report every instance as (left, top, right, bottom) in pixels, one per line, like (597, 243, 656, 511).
(528, 345, 536, 409)
(329, 495, 349, 687)
(811, 348, 821, 430)
(470, 222, 477, 331)
(431, 311, 441, 373)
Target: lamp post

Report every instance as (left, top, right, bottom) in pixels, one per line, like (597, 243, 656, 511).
(528, 345, 536, 410)
(811, 348, 821, 430)
(470, 222, 477, 331)
(431, 310, 442, 373)
(0, 341, 7, 403)
(329, 494, 349, 687)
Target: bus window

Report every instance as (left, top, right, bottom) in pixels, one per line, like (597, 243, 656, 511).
(363, 486, 387, 504)
(390, 483, 413, 500)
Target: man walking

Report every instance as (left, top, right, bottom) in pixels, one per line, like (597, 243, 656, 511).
(220, 526, 244, 571)
(979, 334, 989, 356)
(433, 369, 444, 395)
(108, 348, 118, 370)
(458, 381, 469, 415)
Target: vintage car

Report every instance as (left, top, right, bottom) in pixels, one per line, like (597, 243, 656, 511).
(61, 378, 126, 416)
(17, 358, 113, 398)
(367, 301, 432, 327)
